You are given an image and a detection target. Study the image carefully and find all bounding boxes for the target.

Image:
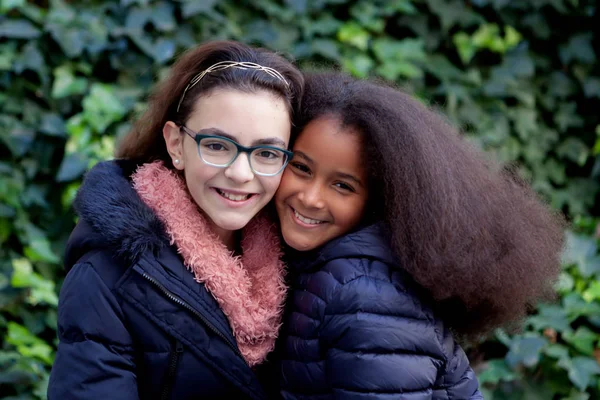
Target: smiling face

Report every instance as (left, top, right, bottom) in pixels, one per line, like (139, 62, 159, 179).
(275, 116, 369, 251)
(163, 89, 291, 242)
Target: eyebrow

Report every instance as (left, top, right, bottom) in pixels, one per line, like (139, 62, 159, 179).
(294, 151, 364, 187)
(196, 127, 287, 147)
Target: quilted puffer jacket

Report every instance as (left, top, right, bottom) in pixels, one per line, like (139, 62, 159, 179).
(48, 160, 271, 400)
(277, 224, 483, 399)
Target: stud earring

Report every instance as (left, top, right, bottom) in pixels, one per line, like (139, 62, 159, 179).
(174, 159, 180, 165)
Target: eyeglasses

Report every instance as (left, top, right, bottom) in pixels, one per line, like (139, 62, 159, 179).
(180, 126, 293, 177)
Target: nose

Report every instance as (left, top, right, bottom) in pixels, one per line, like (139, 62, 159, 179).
(224, 153, 254, 183)
(297, 182, 325, 209)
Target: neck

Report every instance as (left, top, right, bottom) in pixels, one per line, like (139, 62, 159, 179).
(212, 225, 238, 253)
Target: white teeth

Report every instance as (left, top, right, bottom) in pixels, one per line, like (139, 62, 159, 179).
(218, 189, 250, 201)
(294, 209, 323, 225)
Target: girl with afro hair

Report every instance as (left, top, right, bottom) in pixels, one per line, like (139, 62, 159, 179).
(274, 72, 565, 399)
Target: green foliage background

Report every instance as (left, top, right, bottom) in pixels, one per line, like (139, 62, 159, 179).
(1, 0, 599, 398)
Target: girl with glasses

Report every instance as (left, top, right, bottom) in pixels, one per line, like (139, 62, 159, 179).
(48, 41, 303, 400)
(273, 72, 565, 399)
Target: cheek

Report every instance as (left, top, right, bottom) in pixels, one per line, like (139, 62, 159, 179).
(260, 175, 283, 198)
(184, 162, 217, 189)
(336, 199, 367, 228)
(275, 170, 295, 201)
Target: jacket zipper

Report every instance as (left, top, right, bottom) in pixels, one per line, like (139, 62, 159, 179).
(161, 339, 183, 400)
(139, 271, 243, 359)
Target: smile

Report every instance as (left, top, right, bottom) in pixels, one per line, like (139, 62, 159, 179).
(292, 207, 325, 225)
(216, 188, 254, 202)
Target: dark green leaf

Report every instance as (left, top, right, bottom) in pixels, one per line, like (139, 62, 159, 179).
(0, 20, 41, 39)
(527, 304, 571, 332)
(56, 153, 88, 182)
(40, 114, 66, 137)
(583, 78, 600, 98)
(477, 359, 517, 384)
(284, 0, 308, 13)
(181, 0, 218, 17)
(151, 39, 176, 64)
(559, 34, 595, 65)
(505, 336, 547, 368)
(48, 26, 86, 58)
(562, 327, 598, 356)
(559, 356, 600, 391)
(150, 2, 176, 32)
(125, 7, 152, 31)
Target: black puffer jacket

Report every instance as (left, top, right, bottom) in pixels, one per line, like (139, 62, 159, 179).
(48, 160, 268, 400)
(278, 224, 483, 399)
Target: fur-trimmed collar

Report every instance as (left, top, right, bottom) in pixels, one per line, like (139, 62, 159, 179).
(132, 162, 286, 366)
(70, 159, 169, 265)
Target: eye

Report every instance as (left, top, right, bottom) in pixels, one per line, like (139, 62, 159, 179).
(206, 143, 226, 151)
(290, 162, 311, 174)
(256, 150, 282, 160)
(334, 182, 356, 193)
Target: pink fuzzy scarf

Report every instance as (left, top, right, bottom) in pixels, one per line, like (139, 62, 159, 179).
(131, 161, 287, 366)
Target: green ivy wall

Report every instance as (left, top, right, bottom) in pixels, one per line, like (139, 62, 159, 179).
(1, 0, 599, 398)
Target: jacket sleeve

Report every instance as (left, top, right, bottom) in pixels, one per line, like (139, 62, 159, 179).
(318, 260, 481, 399)
(435, 329, 483, 399)
(48, 262, 139, 400)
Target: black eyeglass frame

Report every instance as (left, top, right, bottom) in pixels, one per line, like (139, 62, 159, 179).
(179, 125, 294, 177)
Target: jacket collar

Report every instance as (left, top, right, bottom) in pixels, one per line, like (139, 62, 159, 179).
(66, 159, 169, 269)
(286, 223, 397, 271)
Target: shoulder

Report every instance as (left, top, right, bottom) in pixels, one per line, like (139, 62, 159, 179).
(62, 248, 130, 301)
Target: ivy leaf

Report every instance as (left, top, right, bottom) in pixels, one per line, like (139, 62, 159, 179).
(562, 232, 600, 278)
(6, 322, 54, 365)
(150, 2, 176, 32)
(337, 22, 370, 51)
(373, 38, 425, 80)
(40, 113, 66, 137)
(583, 78, 600, 98)
(0, 19, 41, 39)
(527, 304, 571, 332)
(284, 0, 308, 14)
(563, 327, 597, 356)
(477, 359, 517, 385)
(125, 7, 152, 30)
(582, 280, 600, 303)
(559, 34, 595, 65)
(81, 84, 126, 132)
(342, 54, 374, 78)
(51, 65, 88, 99)
(0, 0, 26, 13)
(11, 258, 58, 306)
(311, 39, 341, 61)
(557, 137, 590, 166)
(558, 356, 600, 391)
(505, 336, 547, 368)
(56, 152, 89, 183)
(48, 26, 86, 58)
(563, 293, 600, 319)
(180, 0, 218, 17)
(150, 38, 175, 64)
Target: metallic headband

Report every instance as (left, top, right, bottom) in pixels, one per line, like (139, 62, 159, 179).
(176, 61, 291, 112)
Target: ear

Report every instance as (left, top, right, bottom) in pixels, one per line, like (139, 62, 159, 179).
(163, 121, 185, 170)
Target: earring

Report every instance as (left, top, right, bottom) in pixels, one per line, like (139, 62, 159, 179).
(174, 159, 180, 165)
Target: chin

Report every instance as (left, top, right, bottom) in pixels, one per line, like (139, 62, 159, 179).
(212, 217, 253, 232)
(282, 232, 318, 252)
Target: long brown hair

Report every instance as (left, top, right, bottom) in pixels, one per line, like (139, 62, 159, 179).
(296, 72, 566, 339)
(116, 41, 304, 164)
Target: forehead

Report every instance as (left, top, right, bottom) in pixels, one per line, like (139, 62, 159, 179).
(186, 89, 291, 145)
(294, 117, 365, 175)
